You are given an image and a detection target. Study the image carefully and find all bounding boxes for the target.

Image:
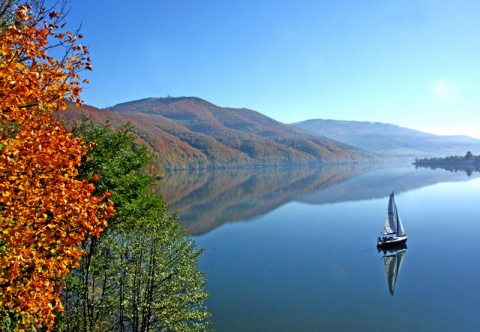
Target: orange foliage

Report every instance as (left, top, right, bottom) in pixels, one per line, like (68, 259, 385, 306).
(0, 3, 112, 330)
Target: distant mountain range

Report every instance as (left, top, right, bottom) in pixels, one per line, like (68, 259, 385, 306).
(292, 119, 480, 157)
(58, 97, 479, 170)
(60, 97, 371, 170)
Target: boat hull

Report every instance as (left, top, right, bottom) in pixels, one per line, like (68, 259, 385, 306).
(377, 236, 407, 248)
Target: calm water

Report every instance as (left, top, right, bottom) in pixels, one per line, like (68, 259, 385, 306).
(160, 165, 480, 331)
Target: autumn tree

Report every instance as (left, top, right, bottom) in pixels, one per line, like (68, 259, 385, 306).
(0, 2, 112, 331)
(58, 122, 211, 331)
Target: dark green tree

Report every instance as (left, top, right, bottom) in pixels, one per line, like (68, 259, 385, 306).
(465, 151, 473, 161)
(57, 121, 210, 331)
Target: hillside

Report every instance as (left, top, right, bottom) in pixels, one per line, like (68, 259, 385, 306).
(59, 98, 371, 170)
(292, 119, 480, 157)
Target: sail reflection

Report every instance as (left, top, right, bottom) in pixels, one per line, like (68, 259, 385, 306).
(379, 244, 407, 296)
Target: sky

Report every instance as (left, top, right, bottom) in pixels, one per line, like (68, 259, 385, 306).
(64, 0, 480, 138)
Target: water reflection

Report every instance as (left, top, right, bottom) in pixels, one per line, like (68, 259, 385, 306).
(379, 244, 407, 296)
(156, 164, 369, 234)
(414, 163, 480, 176)
(191, 169, 480, 330)
(157, 164, 480, 235)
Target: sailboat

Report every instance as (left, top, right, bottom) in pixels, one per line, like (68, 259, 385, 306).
(377, 192, 407, 248)
(381, 244, 407, 295)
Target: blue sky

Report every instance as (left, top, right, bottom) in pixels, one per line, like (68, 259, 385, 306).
(66, 1, 480, 138)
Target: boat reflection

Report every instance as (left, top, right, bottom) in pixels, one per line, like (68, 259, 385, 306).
(379, 244, 407, 296)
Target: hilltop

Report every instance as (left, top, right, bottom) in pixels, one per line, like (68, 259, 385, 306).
(59, 97, 370, 170)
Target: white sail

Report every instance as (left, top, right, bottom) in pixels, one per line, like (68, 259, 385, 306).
(383, 193, 398, 235)
(396, 214, 406, 237)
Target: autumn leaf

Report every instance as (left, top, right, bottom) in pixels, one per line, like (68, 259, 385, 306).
(0, 2, 113, 331)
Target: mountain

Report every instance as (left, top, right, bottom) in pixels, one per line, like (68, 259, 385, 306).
(292, 119, 480, 157)
(59, 98, 371, 170)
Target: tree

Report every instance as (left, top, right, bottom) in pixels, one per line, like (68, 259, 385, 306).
(0, 1, 92, 111)
(58, 122, 210, 331)
(0, 2, 111, 331)
(465, 151, 473, 161)
(112, 197, 211, 332)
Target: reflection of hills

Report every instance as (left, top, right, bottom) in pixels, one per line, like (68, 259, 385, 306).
(158, 165, 480, 235)
(156, 165, 370, 235)
(300, 165, 480, 205)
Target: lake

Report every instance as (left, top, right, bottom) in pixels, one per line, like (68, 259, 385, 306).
(159, 164, 480, 331)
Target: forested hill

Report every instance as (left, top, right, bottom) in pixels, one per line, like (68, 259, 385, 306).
(60, 97, 372, 170)
(292, 119, 480, 157)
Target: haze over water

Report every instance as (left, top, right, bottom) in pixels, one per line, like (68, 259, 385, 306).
(160, 165, 480, 331)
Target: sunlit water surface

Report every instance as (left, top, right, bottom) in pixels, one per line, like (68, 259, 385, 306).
(163, 166, 480, 331)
